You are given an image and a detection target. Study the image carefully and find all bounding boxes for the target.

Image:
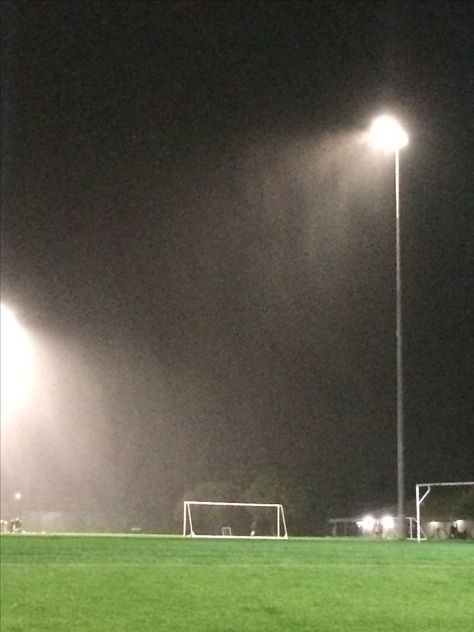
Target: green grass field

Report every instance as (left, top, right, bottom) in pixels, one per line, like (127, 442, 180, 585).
(1, 535, 473, 631)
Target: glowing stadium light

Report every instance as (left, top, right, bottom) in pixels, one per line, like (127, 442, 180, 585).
(361, 515, 375, 531)
(1, 304, 34, 421)
(381, 515, 395, 530)
(14, 492, 22, 500)
(369, 115, 408, 153)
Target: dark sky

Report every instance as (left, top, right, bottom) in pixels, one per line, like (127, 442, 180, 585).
(1, 0, 473, 530)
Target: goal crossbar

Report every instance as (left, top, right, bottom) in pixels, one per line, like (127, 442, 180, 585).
(185, 501, 283, 508)
(183, 500, 288, 539)
(415, 481, 474, 542)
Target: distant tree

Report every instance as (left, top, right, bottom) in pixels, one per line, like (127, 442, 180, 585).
(454, 487, 474, 518)
(243, 468, 312, 535)
(176, 470, 319, 536)
(244, 468, 286, 504)
(182, 480, 242, 504)
(177, 479, 249, 535)
(420, 486, 474, 521)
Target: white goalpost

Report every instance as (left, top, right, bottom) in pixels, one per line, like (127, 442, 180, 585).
(415, 481, 474, 542)
(183, 500, 288, 539)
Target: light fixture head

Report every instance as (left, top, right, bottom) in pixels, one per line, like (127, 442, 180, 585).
(369, 115, 409, 153)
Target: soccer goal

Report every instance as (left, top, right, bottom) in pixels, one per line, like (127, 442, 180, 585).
(415, 481, 474, 542)
(183, 501, 288, 539)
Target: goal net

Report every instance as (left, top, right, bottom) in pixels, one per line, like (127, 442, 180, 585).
(183, 501, 288, 539)
(415, 481, 474, 542)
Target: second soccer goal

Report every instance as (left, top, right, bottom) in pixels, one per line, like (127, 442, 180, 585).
(183, 500, 288, 539)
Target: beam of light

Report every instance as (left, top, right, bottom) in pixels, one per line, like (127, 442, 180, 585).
(1, 304, 34, 423)
(369, 115, 409, 153)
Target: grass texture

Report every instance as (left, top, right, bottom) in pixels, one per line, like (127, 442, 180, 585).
(1, 535, 473, 631)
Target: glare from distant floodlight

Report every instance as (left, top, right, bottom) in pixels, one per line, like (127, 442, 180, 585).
(369, 115, 408, 153)
(1, 304, 34, 421)
(14, 492, 22, 500)
(381, 515, 394, 530)
(361, 515, 375, 531)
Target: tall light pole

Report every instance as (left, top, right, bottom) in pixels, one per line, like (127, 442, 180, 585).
(369, 115, 409, 538)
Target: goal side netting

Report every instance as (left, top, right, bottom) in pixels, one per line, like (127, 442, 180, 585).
(415, 481, 474, 542)
(183, 501, 288, 539)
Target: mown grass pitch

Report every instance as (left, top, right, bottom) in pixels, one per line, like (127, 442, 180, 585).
(1, 535, 473, 631)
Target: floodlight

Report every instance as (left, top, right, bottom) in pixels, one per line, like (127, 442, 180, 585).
(381, 515, 394, 530)
(369, 115, 408, 153)
(361, 515, 375, 531)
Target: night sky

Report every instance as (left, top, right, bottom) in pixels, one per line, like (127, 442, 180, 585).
(1, 0, 473, 532)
